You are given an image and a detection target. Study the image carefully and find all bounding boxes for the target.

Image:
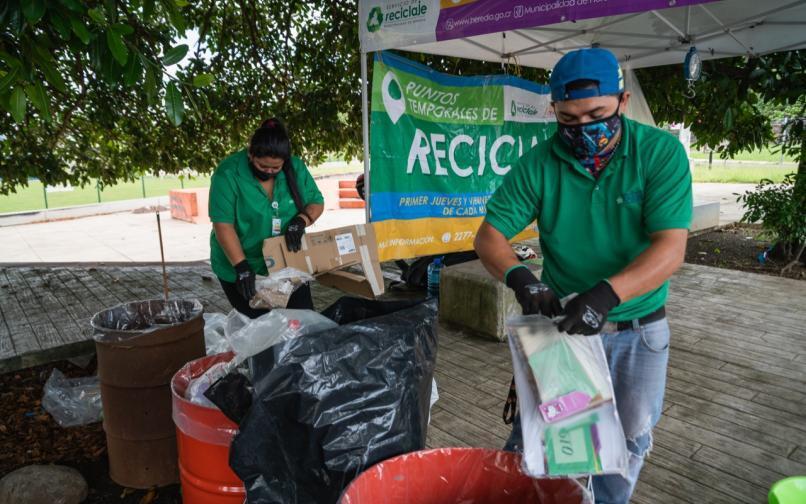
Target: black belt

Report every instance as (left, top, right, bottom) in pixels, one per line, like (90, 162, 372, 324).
(612, 306, 666, 331)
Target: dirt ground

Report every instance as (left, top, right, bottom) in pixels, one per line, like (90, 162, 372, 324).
(686, 223, 806, 281)
(0, 359, 180, 503)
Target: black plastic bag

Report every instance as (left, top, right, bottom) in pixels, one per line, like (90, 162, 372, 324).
(400, 251, 478, 289)
(228, 298, 438, 504)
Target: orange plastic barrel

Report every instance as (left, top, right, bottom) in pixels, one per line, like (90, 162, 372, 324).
(171, 352, 245, 504)
(340, 448, 590, 504)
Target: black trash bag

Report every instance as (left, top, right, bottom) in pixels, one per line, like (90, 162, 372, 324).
(320, 296, 422, 325)
(228, 299, 438, 504)
(203, 371, 253, 425)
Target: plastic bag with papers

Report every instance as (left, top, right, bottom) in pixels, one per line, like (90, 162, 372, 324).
(203, 312, 231, 355)
(507, 315, 629, 478)
(250, 267, 314, 309)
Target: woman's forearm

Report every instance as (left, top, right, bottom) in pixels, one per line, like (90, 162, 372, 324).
(213, 222, 246, 265)
(302, 203, 324, 226)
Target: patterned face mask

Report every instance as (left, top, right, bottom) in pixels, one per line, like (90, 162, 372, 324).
(558, 111, 623, 174)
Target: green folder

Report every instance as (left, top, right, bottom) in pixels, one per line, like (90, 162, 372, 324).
(544, 413, 602, 475)
(528, 338, 599, 402)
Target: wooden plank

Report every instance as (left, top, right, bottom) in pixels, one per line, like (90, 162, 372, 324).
(790, 446, 806, 465)
(432, 389, 509, 444)
(652, 427, 702, 459)
(638, 460, 734, 504)
(751, 392, 806, 417)
(673, 340, 806, 384)
(664, 404, 795, 457)
(666, 364, 757, 401)
(647, 445, 766, 504)
(425, 423, 469, 449)
(0, 306, 15, 359)
(663, 389, 806, 448)
(433, 369, 502, 411)
(429, 408, 505, 449)
(693, 446, 788, 491)
(656, 416, 806, 476)
(631, 479, 684, 504)
(665, 378, 806, 436)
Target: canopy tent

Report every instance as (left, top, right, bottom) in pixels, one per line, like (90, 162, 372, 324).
(356, 0, 806, 221)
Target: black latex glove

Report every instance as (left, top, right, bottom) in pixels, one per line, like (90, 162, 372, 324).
(557, 281, 621, 335)
(284, 215, 306, 252)
(505, 266, 563, 318)
(234, 260, 256, 302)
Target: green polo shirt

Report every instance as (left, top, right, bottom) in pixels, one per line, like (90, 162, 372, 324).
(208, 149, 324, 283)
(486, 117, 692, 321)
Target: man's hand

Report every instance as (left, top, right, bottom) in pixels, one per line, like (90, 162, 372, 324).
(557, 281, 620, 335)
(505, 266, 563, 317)
(285, 215, 306, 252)
(234, 260, 257, 302)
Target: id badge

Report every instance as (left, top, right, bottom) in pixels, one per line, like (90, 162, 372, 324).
(272, 218, 282, 236)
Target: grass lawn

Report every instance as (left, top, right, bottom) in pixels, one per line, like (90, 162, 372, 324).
(690, 146, 797, 163)
(0, 161, 364, 214)
(690, 163, 793, 184)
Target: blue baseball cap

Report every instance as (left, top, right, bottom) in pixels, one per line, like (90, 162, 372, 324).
(550, 48, 624, 102)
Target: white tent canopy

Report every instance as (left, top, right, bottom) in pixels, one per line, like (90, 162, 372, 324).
(359, 0, 806, 70)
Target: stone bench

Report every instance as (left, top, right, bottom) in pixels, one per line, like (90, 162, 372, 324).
(439, 259, 540, 342)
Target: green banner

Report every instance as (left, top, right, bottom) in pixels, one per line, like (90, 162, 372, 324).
(369, 51, 556, 260)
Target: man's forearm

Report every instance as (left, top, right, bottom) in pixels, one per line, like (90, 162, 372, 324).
(608, 229, 688, 303)
(474, 221, 521, 281)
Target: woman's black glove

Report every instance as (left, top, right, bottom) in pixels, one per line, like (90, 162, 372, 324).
(505, 266, 563, 318)
(557, 281, 621, 335)
(234, 260, 256, 302)
(285, 215, 307, 252)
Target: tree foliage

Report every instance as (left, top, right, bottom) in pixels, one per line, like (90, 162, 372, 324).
(0, 0, 361, 194)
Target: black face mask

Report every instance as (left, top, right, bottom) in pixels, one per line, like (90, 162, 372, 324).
(249, 161, 277, 181)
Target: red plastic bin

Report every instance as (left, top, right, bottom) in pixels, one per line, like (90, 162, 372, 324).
(340, 448, 591, 504)
(171, 352, 245, 504)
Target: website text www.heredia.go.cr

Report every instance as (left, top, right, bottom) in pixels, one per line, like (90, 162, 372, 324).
(443, 0, 610, 31)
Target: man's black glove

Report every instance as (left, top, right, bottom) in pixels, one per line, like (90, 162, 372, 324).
(505, 265, 563, 318)
(234, 260, 256, 302)
(285, 215, 306, 252)
(557, 281, 621, 335)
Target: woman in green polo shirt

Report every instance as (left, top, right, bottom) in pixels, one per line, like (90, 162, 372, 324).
(209, 118, 324, 318)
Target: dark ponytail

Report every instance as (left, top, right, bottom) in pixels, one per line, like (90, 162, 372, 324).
(249, 118, 304, 214)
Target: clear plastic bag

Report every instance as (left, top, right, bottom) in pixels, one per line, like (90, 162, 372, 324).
(186, 361, 230, 407)
(91, 299, 203, 337)
(203, 312, 231, 355)
(507, 315, 629, 478)
(41, 369, 103, 427)
(250, 267, 315, 309)
(225, 308, 338, 366)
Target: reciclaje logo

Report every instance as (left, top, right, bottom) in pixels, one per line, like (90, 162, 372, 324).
(367, 1, 429, 32)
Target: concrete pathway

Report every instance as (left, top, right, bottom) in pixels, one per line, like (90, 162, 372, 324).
(0, 183, 746, 264)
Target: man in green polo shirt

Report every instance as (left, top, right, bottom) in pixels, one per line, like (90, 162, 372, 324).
(475, 48, 692, 503)
(209, 118, 324, 318)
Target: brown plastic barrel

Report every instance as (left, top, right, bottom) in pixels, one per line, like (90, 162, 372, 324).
(92, 299, 205, 489)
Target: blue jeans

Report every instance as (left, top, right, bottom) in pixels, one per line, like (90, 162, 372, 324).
(504, 318, 670, 504)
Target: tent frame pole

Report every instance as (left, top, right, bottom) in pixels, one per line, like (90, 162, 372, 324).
(361, 50, 371, 222)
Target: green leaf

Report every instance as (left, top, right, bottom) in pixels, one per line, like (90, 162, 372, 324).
(144, 64, 157, 104)
(0, 68, 19, 94)
(39, 61, 68, 93)
(112, 22, 134, 35)
(160, 0, 186, 32)
(87, 7, 105, 24)
(143, 0, 155, 21)
(723, 107, 734, 130)
(164, 81, 184, 126)
(70, 18, 91, 44)
(60, 0, 84, 13)
(25, 82, 50, 121)
(123, 54, 142, 86)
(50, 12, 73, 39)
(9, 87, 26, 123)
(106, 28, 129, 65)
(161, 44, 188, 66)
(22, 0, 46, 23)
(192, 73, 214, 87)
(174, 0, 189, 6)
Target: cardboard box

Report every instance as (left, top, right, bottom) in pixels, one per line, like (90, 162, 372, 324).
(262, 223, 384, 298)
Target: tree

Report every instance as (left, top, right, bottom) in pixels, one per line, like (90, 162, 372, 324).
(0, 0, 362, 195)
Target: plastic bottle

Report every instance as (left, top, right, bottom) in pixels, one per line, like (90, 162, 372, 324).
(427, 257, 444, 299)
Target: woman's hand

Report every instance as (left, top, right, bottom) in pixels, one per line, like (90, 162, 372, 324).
(285, 215, 307, 252)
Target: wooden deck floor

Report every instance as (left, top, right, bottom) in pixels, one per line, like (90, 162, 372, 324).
(1, 262, 805, 502)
